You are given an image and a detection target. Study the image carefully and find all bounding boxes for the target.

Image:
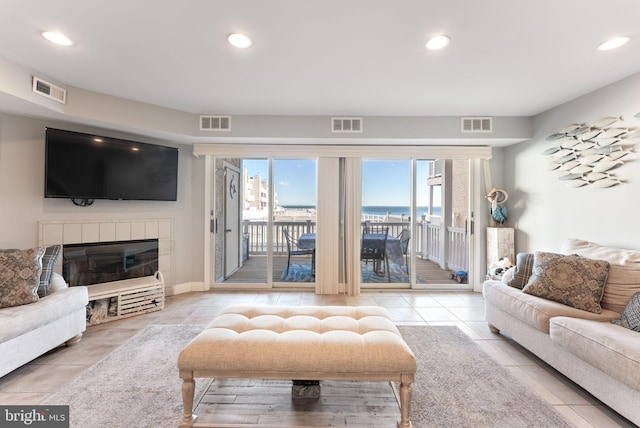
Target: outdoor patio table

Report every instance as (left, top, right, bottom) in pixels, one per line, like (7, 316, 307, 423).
(298, 233, 403, 265)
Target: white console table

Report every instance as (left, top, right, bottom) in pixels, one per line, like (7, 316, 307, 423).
(486, 227, 514, 279)
(86, 271, 165, 325)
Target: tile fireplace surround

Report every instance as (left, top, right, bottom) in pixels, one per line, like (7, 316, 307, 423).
(38, 219, 173, 292)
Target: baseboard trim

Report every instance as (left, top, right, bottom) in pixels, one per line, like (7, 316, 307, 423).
(170, 281, 206, 295)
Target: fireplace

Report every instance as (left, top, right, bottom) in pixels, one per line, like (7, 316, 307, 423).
(63, 239, 159, 286)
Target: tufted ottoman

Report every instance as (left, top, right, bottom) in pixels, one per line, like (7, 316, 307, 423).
(178, 305, 417, 427)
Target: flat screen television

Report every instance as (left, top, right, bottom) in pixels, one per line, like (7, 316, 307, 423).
(45, 128, 178, 201)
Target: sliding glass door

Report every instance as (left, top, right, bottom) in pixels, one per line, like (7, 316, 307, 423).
(202, 145, 482, 293)
(361, 159, 411, 286)
(213, 157, 317, 287)
(271, 159, 317, 284)
(359, 158, 470, 289)
(412, 159, 471, 289)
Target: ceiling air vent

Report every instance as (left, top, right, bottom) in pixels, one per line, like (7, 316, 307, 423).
(200, 115, 231, 131)
(32, 76, 66, 104)
(332, 117, 363, 133)
(461, 117, 492, 133)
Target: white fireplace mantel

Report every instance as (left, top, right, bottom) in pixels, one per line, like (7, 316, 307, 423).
(38, 219, 173, 291)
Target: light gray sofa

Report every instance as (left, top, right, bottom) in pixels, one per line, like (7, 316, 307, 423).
(0, 273, 88, 378)
(483, 238, 640, 425)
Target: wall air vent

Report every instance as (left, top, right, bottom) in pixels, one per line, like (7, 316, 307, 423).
(32, 76, 66, 104)
(200, 115, 231, 131)
(332, 117, 363, 133)
(461, 117, 492, 133)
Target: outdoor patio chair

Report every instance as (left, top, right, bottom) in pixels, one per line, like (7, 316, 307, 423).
(363, 224, 389, 235)
(361, 226, 390, 282)
(282, 227, 315, 276)
(398, 229, 411, 273)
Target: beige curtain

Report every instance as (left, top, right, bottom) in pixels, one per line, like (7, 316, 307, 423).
(315, 157, 340, 294)
(340, 158, 362, 296)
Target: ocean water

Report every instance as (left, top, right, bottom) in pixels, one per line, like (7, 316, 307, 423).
(282, 205, 441, 217)
(361, 206, 440, 217)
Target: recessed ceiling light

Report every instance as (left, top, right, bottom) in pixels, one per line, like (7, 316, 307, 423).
(41, 31, 73, 46)
(228, 33, 252, 49)
(425, 35, 450, 51)
(597, 36, 630, 51)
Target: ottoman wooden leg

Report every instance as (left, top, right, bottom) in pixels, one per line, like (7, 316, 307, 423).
(179, 371, 197, 427)
(397, 373, 413, 428)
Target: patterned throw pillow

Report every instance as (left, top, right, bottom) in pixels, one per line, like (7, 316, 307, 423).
(0, 247, 46, 308)
(522, 251, 610, 313)
(38, 245, 62, 297)
(611, 292, 640, 332)
(509, 252, 534, 289)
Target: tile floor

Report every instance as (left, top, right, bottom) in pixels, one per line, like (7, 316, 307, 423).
(0, 290, 634, 427)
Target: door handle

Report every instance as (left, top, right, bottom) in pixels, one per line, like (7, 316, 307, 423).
(225, 229, 232, 232)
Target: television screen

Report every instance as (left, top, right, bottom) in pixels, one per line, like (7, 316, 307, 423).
(45, 128, 178, 201)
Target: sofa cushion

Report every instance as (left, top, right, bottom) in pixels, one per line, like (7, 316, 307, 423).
(509, 252, 534, 289)
(611, 292, 640, 332)
(0, 247, 46, 308)
(522, 251, 609, 313)
(561, 238, 640, 266)
(38, 245, 62, 298)
(483, 280, 619, 333)
(550, 316, 640, 391)
(0, 286, 88, 343)
(561, 238, 640, 313)
(600, 265, 640, 314)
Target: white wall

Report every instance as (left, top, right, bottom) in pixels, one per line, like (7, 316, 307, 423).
(502, 72, 640, 253)
(0, 113, 205, 289)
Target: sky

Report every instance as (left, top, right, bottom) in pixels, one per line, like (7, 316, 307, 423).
(242, 158, 433, 206)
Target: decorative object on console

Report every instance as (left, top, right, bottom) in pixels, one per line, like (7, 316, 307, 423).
(0, 247, 46, 308)
(543, 114, 639, 187)
(522, 251, 610, 313)
(611, 291, 640, 332)
(485, 188, 508, 224)
(488, 257, 513, 279)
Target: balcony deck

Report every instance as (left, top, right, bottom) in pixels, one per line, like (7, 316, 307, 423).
(224, 255, 460, 285)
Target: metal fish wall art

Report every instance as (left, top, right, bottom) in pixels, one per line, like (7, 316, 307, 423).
(565, 178, 590, 187)
(558, 160, 580, 171)
(543, 113, 638, 187)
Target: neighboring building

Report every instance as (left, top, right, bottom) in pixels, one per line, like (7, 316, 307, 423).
(243, 168, 277, 216)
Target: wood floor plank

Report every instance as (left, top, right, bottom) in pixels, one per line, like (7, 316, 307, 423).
(192, 379, 401, 427)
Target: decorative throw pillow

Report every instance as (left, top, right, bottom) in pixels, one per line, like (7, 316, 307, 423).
(597, 264, 640, 313)
(611, 292, 640, 332)
(522, 251, 610, 313)
(0, 247, 46, 308)
(38, 245, 62, 297)
(508, 252, 534, 289)
(49, 272, 69, 293)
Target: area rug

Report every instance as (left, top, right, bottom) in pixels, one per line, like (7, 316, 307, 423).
(41, 324, 209, 428)
(279, 261, 315, 282)
(280, 261, 427, 283)
(41, 325, 572, 428)
(397, 326, 571, 428)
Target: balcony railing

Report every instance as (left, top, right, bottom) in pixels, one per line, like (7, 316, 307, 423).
(242, 217, 468, 272)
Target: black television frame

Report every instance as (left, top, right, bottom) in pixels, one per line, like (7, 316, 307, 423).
(44, 128, 178, 203)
